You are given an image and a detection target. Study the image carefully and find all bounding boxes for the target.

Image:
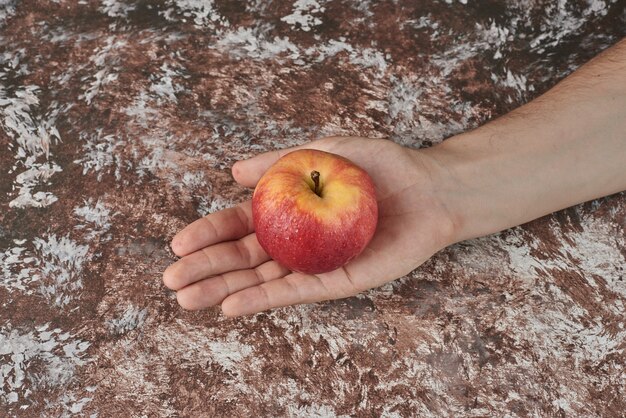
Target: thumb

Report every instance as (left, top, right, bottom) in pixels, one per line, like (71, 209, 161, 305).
(231, 137, 343, 188)
(231, 149, 283, 188)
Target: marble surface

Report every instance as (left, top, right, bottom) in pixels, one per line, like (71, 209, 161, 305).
(1, 0, 625, 416)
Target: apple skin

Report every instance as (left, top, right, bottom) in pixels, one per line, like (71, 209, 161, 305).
(252, 149, 378, 274)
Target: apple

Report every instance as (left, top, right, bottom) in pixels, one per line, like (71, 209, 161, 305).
(252, 149, 378, 274)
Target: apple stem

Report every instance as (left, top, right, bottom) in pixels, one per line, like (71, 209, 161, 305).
(311, 170, 321, 196)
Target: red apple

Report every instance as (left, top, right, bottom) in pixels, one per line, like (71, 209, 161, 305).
(252, 149, 378, 274)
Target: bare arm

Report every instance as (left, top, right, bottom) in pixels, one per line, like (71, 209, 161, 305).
(164, 38, 626, 316)
(427, 37, 626, 242)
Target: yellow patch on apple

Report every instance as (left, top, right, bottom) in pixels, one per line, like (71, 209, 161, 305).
(252, 149, 378, 274)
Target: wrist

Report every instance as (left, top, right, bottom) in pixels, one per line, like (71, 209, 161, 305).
(419, 130, 528, 243)
(418, 135, 482, 244)
(407, 143, 471, 247)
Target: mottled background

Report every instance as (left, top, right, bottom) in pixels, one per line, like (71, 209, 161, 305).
(1, 0, 625, 416)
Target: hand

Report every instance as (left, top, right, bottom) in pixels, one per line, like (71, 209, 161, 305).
(162, 137, 457, 316)
(165, 39, 626, 316)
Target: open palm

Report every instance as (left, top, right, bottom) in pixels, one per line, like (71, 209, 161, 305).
(163, 137, 456, 316)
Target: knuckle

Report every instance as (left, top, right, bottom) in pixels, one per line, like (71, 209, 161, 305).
(258, 285, 272, 309)
(234, 240, 252, 266)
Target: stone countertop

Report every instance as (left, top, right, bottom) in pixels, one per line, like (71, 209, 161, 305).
(1, 0, 625, 416)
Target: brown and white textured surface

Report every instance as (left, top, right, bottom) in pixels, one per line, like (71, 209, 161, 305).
(1, 0, 625, 416)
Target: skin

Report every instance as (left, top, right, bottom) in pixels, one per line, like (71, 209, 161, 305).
(163, 37, 626, 316)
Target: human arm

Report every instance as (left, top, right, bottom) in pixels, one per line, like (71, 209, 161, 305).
(429, 37, 626, 241)
(162, 38, 626, 316)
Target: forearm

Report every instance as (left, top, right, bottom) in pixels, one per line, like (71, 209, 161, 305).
(426, 37, 626, 242)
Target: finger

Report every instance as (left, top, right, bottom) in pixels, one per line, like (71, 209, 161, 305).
(220, 271, 356, 316)
(163, 233, 270, 290)
(175, 261, 290, 310)
(231, 136, 347, 188)
(171, 201, 254, 257)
